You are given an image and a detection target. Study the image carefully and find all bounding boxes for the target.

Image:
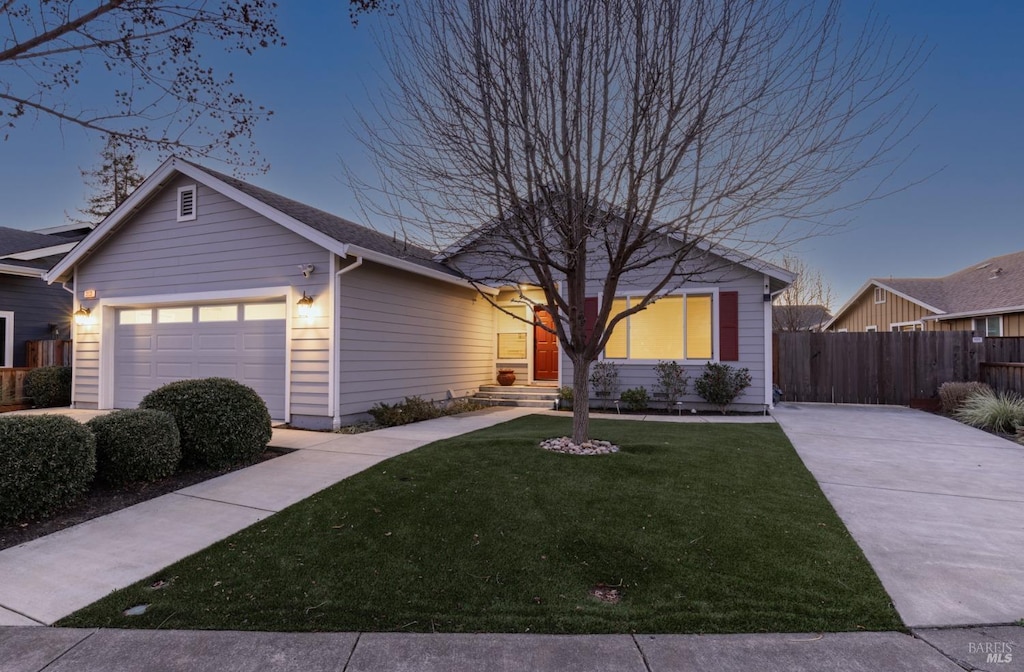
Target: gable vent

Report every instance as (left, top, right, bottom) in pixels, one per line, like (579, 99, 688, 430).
(177, 185, 197, 222)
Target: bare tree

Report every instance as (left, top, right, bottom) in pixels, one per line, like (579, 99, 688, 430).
(69, 135, 146, 225)
(772, 254, 835, 331)
(355, 0, 925, 443)
(1, 1, 283, 169)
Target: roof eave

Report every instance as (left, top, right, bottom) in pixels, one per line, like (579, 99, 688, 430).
(348, 245, 499, 295)
(824, 279, 946, 330)
(0, 262, 45, 278)
(924, 305, 1024, 322)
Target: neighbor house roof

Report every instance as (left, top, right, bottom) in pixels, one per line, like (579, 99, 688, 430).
(45, 158, 490, 293)
(0, 226, 85, 278)
(773, 304, 832, 331)
(826, 249, 1024, 328)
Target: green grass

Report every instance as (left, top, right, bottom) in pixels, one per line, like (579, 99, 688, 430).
(59, 416, 902, 634)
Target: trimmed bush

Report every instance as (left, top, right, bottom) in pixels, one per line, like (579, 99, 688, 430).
(590, 361, 620, 399)
(953, 388, 1024, 434)
(695, 362, 753, 414)
(938, 381, 991, 414)
(140, 378, 271, 468)
(24, 366, 73, 408)
(87, 410, 181, 485)
(621, 386, 650, 412)
(0, 415, 96, 525)
(654, 361, 689, 409)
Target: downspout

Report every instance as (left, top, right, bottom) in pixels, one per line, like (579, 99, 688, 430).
(332, 256, 363, 429)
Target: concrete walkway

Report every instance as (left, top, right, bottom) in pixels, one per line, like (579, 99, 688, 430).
(1, 626, 1001, 672)
(773, 403, 1024, 628)
(0, 407, 536, 626)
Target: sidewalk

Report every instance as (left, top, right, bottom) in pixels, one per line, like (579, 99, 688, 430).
(0, 407, 536, 626)
(4, 626, 1009, 672)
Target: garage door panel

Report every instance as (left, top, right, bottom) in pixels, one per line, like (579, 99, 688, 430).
(197, 334, 240, 350)
(115, 302, 286, 419)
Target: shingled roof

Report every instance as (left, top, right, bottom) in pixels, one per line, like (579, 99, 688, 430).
(0, 226, 66, 257)
(187, 162, 457, 277)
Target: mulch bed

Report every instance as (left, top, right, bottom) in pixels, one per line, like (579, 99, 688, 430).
(0, 447, 292, 552)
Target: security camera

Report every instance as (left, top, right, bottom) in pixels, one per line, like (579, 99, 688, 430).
(299, 264, 315, 278)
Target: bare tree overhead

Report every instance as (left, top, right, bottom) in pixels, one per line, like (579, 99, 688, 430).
(354, 0, 926, 442)
(1, 1, 284, 170)
(773, 254, 836, 331)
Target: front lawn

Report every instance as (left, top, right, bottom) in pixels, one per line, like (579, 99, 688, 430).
(60, 416, 901, 633)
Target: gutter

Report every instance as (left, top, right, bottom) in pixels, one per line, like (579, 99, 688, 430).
(331, 255, 364, 429)
(922, 305, 1024, 322)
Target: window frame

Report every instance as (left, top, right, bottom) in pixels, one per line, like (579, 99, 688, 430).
(494, 303, 530, 363)
(599, 288, 719, 364)
(889, 321, 923, 332)
(865, 325, 878, 332)
(973, 315, 1002, 337)
(874, 287, 886, 304)
(0, 310, 13, 368)
(177, 184, 197, 222)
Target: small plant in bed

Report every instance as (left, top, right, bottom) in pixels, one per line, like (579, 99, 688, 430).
(695, 362, 752, 414)
(953, 388, 1024, 434)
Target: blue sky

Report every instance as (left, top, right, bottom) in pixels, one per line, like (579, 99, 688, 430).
(2, 2, 1022, 306)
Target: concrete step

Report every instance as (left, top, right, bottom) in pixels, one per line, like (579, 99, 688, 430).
(478, 385, 559, 396)
(475, 391, 559, 402)
(474, 398, 556, 409)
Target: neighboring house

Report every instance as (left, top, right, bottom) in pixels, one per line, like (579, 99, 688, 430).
(45, 157, 793, 428)
(0, 226, 89, 367)
(826, 250, 1024, 335)
(772, 304, 832, 332)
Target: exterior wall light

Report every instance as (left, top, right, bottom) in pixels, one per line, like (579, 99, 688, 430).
(73, 307, 92, 326)
(296, 292, 315, 318)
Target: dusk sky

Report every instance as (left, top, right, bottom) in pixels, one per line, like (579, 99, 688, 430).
(2, 1, 1022, 306)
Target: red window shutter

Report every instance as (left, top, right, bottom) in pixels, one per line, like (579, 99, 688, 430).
(584, 297, 599, 342)
(719, 291, 739, 361)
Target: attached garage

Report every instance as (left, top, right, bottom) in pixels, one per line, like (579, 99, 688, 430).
(112, 301, 287, 419)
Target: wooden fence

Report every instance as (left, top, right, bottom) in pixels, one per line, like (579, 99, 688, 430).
(0, 367, 32, 411)
(774, 332, 1024, 406)
(25, 339, 72, 368)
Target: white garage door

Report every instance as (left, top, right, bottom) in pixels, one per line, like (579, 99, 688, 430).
(114, 302, 286, 419)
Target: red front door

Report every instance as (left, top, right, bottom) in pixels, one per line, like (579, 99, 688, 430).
(534, 308, 558, 381)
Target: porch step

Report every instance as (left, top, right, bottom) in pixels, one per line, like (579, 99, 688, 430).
(474, 385, 559, 409)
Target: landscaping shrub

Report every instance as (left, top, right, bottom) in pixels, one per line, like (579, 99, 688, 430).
(953, 388, 1024, 434)
(938, 381, 991, 414)
(590, 361, 620, 400)
(654, 360, 689, 409)
(24, 366, 73, 408)
(557, 385, 574, 410)
(369, 396, 444, 427)
(87, 410, 181, 485)
(140, 378, 271, 468)
(620, 386, 650, 412)
(695, 362, 752, 414)
(0, 415, 96, 524)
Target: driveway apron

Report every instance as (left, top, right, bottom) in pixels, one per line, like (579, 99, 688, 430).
(772, 403, 1024, 628)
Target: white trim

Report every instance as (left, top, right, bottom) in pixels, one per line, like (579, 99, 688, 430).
(763, 275, 773, 407)
(865, 325, 878, 332)
(0, 311, 13, 368)
(0, 263, 45, 278)
(329, 252, 338, 427)
(3, 242, 78, 260)
(837, 328, 848, 333)
(43, 157, 497, 296)
(176, 184, 197, 221)
(873, 287, 886, 304)
(924, 306, 1024, 322)
(597, 286, 721, 364)
(70, 274, 77, 405)
(93, 286, 291, 419)
(889, 320, 924, 332)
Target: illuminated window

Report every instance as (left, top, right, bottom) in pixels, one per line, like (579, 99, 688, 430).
(244, 303, 286, 321)
(157, 307, 193, 323)
(199, 305, 239, 322)
(118, 309, 152, 325)
(496, 305, 528, 360)
(603, 294, 713, 361)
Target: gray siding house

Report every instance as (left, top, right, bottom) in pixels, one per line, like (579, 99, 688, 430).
(1, 227, 86, 367)
(46, 158, 792, 427)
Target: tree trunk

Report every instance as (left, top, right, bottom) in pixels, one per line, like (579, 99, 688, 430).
(571, 356, 591, 444)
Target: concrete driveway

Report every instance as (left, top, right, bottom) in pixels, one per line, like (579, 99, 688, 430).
(773, 403, 1024, 629)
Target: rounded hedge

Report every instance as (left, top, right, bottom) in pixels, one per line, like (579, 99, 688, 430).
(87, 409, 182, 485)
(24, 366, 73, 408)
(139, 378, 272, 468)
(0, 415, 96, 525)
